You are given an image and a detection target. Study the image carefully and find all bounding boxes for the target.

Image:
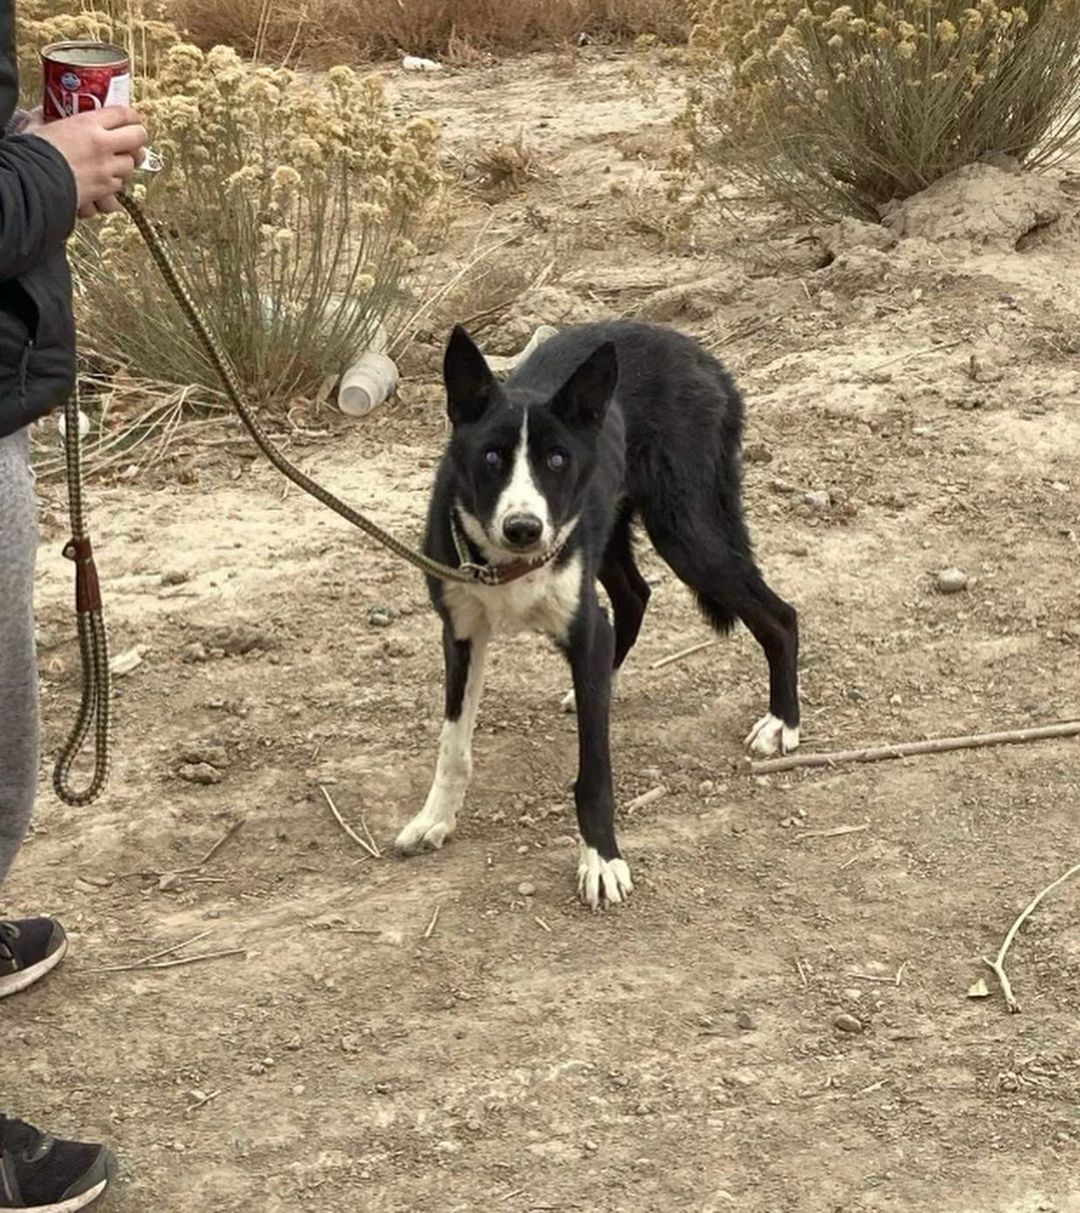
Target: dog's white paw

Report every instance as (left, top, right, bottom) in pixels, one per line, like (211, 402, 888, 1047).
(745, 713, 800, 758)
(576, 845, 633, 910)
(394, 812, 455, 856)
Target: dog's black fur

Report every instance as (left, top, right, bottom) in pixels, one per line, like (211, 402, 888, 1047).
(396, 320, 799, 906)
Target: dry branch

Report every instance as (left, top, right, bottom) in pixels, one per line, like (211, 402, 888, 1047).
(320, 785, 380, 859)
(749, 720, 1080, 775)
(982, 860, 1080, 1013)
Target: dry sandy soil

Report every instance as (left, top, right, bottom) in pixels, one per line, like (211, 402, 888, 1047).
(8, 49, 1080, 1213)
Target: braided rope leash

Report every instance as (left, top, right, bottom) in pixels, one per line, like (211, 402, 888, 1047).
(53, 385, 111, 805)
(53, 189, 558, 805)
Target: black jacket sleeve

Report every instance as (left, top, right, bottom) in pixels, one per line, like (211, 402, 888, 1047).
(0, 132, 76, 281)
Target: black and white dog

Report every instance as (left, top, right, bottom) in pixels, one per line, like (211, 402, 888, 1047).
(394, 321, 799, 908)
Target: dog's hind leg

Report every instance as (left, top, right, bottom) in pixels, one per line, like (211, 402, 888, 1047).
(563, 591, 633, 909)
(643, 516, 800, 758)
(561, 505, 650, 712)
(704, 571, 800, 758)
(395, 620, 490, 855)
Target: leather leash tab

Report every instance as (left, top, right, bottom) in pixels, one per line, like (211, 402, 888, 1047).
(63, 536, 103, 614)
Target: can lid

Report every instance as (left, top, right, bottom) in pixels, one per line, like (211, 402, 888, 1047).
(41, 41, 129, 67)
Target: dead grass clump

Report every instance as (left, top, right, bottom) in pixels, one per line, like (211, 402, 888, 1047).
(72, 45, 442, 406)
(166, 0, 691, 64)
(469, 134, 546, 198)
(684, 0, 1080, 219)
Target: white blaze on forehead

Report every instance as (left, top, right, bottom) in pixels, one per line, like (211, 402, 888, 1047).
(493, 408, 550, 543)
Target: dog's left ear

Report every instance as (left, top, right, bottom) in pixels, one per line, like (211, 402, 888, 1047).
(550, 341, 618, 428)
(444, 325, 497, 426)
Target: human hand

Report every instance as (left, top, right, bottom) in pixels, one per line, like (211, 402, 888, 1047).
(30, 106, 147, 219)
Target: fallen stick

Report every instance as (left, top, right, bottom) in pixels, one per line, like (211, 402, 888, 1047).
(868, 338, 964, 373)
(650, 639, 719, 671)
(799, 822, 869, 840)
(423, 905, 441, 939)
(185, 1089, 221, 1115)
(749, 720, 1080, 775)
(131, 929, 213, 968)
(320, 785, 380, 859)
(982, 860, 1080, 1014)
(91, 948, 247, 974)
(197, 818, 245, 868)
(625, 785, 667, 813)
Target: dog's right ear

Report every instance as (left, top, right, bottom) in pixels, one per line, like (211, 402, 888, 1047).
(444, 325, 496, 426)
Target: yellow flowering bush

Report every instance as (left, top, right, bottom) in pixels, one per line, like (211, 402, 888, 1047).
(69, 42, 442, 401)
(684, 0, 1080, 216)
(16, 0, 178, 102)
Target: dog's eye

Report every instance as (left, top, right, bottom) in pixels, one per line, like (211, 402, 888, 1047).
(483, 449, 502, 468)
(547, 450, 568, 471)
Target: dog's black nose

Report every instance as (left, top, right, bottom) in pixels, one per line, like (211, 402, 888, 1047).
(502, 513, 543, 548)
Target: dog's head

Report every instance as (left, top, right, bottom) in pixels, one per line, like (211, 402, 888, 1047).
(442, 325, 618, 562)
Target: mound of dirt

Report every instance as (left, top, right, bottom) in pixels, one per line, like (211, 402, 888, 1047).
(634, 272, 749, 322)
(882, 163, 1066, 249)
(486, 285, 603, 353)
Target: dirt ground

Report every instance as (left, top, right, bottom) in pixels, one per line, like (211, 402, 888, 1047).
(7, 49, 1080, 1213)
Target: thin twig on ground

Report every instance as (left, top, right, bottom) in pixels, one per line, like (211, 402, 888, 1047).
(625, 785, 668, 813)
(91, 948, 247, 974)
(197, 818, 245, 868)
(749, 720, 1080, 775)
(132, 929, 213, 968)
(650, 638, 719, 670)
(868, 338, 964, 372)
(320, 785, 380, 859)
(423, 906, 441, 939)
(185, 1089, 221, 1115)
(798, 823, 869, 840)
(982, 860, 1080, 1013)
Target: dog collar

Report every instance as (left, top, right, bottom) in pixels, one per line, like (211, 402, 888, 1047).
(450, 511, 565, 586)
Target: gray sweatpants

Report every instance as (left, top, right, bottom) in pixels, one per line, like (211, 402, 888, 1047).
(0, 427, 39, 887)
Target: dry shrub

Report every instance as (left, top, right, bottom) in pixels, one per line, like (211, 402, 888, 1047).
(685, 0, 1080, 218)
(167, 0, 691, 63)
(72, 44, 442, 403)
(16, 0, 180, 100)
(469, 134, 545, 198)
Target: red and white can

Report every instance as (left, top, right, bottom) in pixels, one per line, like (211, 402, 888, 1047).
(41, 41, 131, 122)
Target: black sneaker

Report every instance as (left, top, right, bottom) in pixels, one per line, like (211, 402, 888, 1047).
(0, 919, 69, 1000)
(0, 1117, 116, 1210)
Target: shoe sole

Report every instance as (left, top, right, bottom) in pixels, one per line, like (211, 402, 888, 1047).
(0, 934, 69, 999)
(20, 1177, 108, 1212)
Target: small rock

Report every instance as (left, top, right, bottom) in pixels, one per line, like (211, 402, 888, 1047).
(109, 646, 146, 677)
(517, 881, 537, 897)
(160, 569, 190, 586)
(205, 626, 270, 656)
(770, 478, 796, 495)
(292, 1083, 306, 1097)
(177, 762, 223, 786)
(743, 443, 772, 464)
(368, 607, 394, 628)
(341, 1035, 362, 1054)
(936, 567, 969, 594)
(803, 490, 831, 511)
(157, 872, 183, 892)
(179, 743, 229, 769)
(828, 487, 849, 507)
(735, 1010, 755, 1031)
(834, 1012, 864, 1034)
(182, 642, 209, 664)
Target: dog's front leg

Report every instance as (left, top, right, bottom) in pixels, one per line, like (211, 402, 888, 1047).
(565, 595, 633, 909)
(395, 621, 490, 855)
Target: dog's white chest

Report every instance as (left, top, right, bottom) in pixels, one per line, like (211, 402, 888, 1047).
(443, 552, 583, 642)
